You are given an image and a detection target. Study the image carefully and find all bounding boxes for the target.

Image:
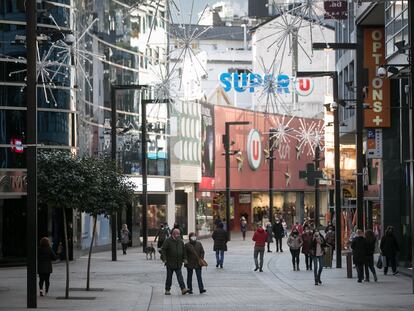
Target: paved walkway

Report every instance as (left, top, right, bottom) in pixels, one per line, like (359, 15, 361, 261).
(1, 232, 414, 311)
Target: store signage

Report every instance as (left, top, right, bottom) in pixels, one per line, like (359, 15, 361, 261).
(239, 193, 251, 204)
(0, 171, 27, 194)
(366, 129, 382, 159)
(324, 0, 348, 20)
(246, 129, 262, 170)
(363, 28, 390, 128)
(10, 138, 24, 153)
(129, 177, 166, 192)
(219, 73, 314, 96)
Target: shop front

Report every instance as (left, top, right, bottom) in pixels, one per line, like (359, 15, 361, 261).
(197, 105, 327, 235)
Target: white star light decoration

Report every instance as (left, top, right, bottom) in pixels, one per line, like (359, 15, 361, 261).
(167, 1, 211, 93)
(269, 114, 297, 151)
(295, 118, 325, 158)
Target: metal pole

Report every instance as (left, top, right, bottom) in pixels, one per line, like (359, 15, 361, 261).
(225, 122, 231, 240)
(269, 130, 275, 223)
(141, 96, 148, 251)
(315, 146, 320, 228)
(26, 0, 37, 308)
(356, 27, 364, 230)
(333, 73, 342, 268)
(111, 85, 117, 261)
(409, 0, 414, 294)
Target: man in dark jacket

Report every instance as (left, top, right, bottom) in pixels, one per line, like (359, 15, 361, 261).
(212, 222, 228, 268)
(160, 229, 189, 295)
(351, 229, 367, 282)
(272, 218, 284, 252)
(380, 226, 400, 275)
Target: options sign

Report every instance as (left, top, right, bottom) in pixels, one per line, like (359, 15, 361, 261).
(247, 129, 262, 170)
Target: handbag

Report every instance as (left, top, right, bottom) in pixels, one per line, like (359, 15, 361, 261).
(189, 243, 208, 267)
(376, 255, 383, 269)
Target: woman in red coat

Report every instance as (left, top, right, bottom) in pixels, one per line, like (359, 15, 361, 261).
(252, 225, 268, 272)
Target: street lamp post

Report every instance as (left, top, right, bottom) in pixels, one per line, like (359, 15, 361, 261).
(297, 71, 341, 268)
(111, 84, 148, 259)
(409, 0, 414, 294)
(224, 121, 250, 240)
(268, 129, 276, 223)
(26, 0, 38, 308)
(314, 146, 321, 228)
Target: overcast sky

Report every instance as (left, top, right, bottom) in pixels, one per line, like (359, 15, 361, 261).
(179, 0, 248, 17)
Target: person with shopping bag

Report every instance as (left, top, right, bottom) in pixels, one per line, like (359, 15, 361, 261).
(184, 232, 207, 294)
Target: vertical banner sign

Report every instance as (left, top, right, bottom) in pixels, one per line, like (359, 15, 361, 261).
(366, 129, 383, 159)
(324, 1, 348, 20)
(247, 129, 262, 170)
(363, 28, 391, 127)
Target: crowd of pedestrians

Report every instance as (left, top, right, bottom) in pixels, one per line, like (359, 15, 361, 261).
(36, 218, 401, 297)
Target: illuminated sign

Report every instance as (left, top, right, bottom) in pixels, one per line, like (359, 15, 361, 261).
(10, 138, 24, 153)
(219, 73, 314, 96)
(363, 28, 390, 128)
(246, 129, 262, 170)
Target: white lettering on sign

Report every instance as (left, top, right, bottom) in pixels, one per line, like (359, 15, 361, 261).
(370, 30, 384, 125)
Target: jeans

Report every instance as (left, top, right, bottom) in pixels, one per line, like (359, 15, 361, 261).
(254, 246, 265, 269)
(305, 254, 313, 270)
(384, 255, 397, 274)
(275, 238, 283, 252)
(290, 249, 300, 267)
(165, 266, 186, 290)
(355, 260, 364, 281)
(216, 250, 224, 266)
(39, 273, 51, 292)
(364, 255, 377, 280)
(313, 256, 323, 281)
(187, 268, 204, 292)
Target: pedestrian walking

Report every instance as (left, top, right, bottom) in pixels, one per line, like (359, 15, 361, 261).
(173, 222, 184, 239)
(364, 229, 378, 282)
(351, 229, 367, 283)
(380, 226, 399, 275)
(212, 222, 228, 268)
(301, 225, 313, 270)
(252, 225, 268, 272)
(120, 224, 130, 255)
(38, 237, 59, 296)
(287, 229, 303, 271)
(324, 227, 335, 268)
(154, 223, 170, 250)
(265, 222, 273, 252)
(311, 230, 326, 285)
(160, 229, 189, 295)
(282, 219, 288, 237)
(240, 216, 248, 241)
(184, 233, 206, 294)
(272, 218, 284, 252)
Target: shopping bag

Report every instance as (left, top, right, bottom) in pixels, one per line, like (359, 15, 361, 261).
(376, 255, 383, 269)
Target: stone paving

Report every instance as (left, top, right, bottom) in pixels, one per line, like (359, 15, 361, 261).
(1, 232, 414, 311)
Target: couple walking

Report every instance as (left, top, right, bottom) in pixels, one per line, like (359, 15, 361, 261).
(160, 229, 207, 295)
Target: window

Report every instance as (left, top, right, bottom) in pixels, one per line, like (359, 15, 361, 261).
(385, 0, 409, 57)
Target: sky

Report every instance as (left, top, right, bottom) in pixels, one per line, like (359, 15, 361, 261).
(179, 0, 248, 17)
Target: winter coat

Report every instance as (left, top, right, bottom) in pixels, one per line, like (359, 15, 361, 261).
(301, 231, 313, 254)
(380, 234, 399, 257)
(155, 227, 169, 242)
(38, 247, 58, 274)
(287, 234, 303, 250)
(120, 228, 130, 244)
(212, 228, 228, 251)
(351, 236, 367, 263)
(160, 237, 187, 269)
(185, 241, 205, 269)
(310, 235, 326, 257)
(272, 222, 284, 239)
(365, 238, 376, 256)
(252, 227, 268, 247)
(266, 225, 273, 243)
(325, 231, 335, 250)
(240, 219, 248, 232)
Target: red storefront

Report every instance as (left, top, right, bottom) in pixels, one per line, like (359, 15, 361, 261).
(196, 105, 327, 235)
